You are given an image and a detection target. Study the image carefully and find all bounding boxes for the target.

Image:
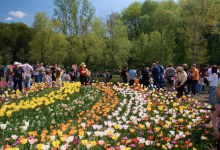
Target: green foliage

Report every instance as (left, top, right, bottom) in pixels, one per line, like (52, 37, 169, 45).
(1, 0, 220, 68)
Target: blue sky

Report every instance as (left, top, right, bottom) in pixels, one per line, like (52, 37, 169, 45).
(0, 0, 178, 27)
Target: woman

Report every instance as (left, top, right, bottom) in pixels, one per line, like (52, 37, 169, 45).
(121, 66, 128, 84)
(205, 65, 218, 107)
(183, 64, 188, 73)
(140, 63, 149, 88)
(35, 62, 46, 83)
(176, 67, 187, 97)
(164, 63, 176, 92)
(12, 62, 26, 92)
(50, 63, 57, 83)
(79, 62, 87, 86)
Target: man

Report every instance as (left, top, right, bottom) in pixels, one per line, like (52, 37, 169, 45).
(191, 64, 199, 96)
(152, 63, 161, 88)
(155, 61, 164, 88)
(128, 66, 137, 86)
(21, 60, 33, 88)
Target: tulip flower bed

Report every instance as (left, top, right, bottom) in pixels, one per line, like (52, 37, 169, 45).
(0, 83, 214, 150)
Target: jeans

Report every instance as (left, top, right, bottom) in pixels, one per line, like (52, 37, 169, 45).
(13, 79, 23, 92)
(37, 74, 44, 83)
(154, 78, 160, 89)
(209, 86, 216, 106)
(196, 83, 203, 94)
(159, 77, 165, 88)
(23, 76, 31, 89)
(9, 76, 14, 89)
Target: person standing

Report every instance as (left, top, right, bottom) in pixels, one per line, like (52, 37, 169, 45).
(164, 63, 176, 92)
(12, 62, 26, 92)
(104, 70, 110, 84)
(205, 65, 218, 106)
(176, 67, 187, 97)
(183, 64, 188, 73)
(33, 61, 39, 83)
(191, 64, 199, 96)
(140, 63, 149, 87)
(152, 63, 161, 88)
(79, 62, 87, 86)
(155, 61, 164, 88)
(36, 62, 46, 83)
(128, 66, 137, 86)
(121, 66, 128, 84)
(21, 60, 33, 89)
(4, 61, 14, 86)
(50, 63, 57, 83)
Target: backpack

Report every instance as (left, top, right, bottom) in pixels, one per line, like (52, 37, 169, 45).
(109, 74, 112, 79)
(7, 65, 13, 76)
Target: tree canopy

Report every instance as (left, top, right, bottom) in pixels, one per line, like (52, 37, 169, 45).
(0, 0, 220, 69)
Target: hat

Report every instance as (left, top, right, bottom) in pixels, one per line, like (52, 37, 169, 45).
(80, 62, 86, 68)
(19, 63, 22, 66)
(14, 62, 19, 65)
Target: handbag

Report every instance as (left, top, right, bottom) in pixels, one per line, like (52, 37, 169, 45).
(13, 76, 21, 82)
(211, 88, 219, 105)
(167, 77, 174, 84)
(85, 69, 91, 77)
(33, 71, 39, 76)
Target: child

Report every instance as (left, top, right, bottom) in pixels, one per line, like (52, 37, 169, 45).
(55, 68, 63, 87)
(148, 74, 153, 90)
(196, 74, 204, 95)
(44, 71, 52, 87)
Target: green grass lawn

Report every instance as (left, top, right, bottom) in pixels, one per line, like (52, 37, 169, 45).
(76, 74, 140, 84)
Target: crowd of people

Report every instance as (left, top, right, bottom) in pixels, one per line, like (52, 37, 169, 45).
(120, 62, 220, 100)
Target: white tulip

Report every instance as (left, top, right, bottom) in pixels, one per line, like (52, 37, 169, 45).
(42, 145, 50, 150)
(0, 124, 7, 130)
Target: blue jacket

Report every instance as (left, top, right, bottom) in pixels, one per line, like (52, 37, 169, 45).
(152, 66, 160, 80)
(157, 65, 164, 77)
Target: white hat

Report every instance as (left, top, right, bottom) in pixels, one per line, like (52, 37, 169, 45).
(14, 62, 19, 65)
(19, 63, 22, 66)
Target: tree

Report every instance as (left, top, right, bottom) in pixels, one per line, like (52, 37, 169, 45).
(180, 0, 220, 66)
(30, 12, 69, 64)
(53, 0, 95, 65)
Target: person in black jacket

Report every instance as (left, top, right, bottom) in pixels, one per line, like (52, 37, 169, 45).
(140, 63, 149, 87)
(120, 66, 128, 84)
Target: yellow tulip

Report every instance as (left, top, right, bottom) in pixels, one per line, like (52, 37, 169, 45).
(91, 141, 96, 147)
(52, 140, 60, 148)
(58, 131, 63, 137)
(36, 144, 44, 150)
(60, 137, 66, 142)
(155, 127, 160, 132)
(81, 140, 88, 145)
(20, 138, 28, 144)
(79, 131, 84, 136)
(112, 134, 118, 141)
(114, 124, 119, 129)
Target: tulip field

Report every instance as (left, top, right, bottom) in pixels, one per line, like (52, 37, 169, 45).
(0, 82, 215, 150)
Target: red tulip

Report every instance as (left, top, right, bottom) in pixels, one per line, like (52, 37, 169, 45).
(3, 145, 11, 149)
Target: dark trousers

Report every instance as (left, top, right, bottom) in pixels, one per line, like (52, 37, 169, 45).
(129, 80, 135, 86)
(80, 75, 87, 86)
(13, 79, 23, 92)
(6, 76, 9, 82)
(187, 79, 192, 94)
(123, 78, 127, 84)
(154, 78, 160, 89)
(177, 82, 185, 97)
(159, 77, 164, 88)
(192, 80, 198, 95)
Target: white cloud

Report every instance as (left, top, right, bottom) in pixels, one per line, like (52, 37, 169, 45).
(5, 17, 13, 21)
(9, 11, 27, 18)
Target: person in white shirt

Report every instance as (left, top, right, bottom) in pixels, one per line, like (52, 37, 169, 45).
(205, 65, 218, 107)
